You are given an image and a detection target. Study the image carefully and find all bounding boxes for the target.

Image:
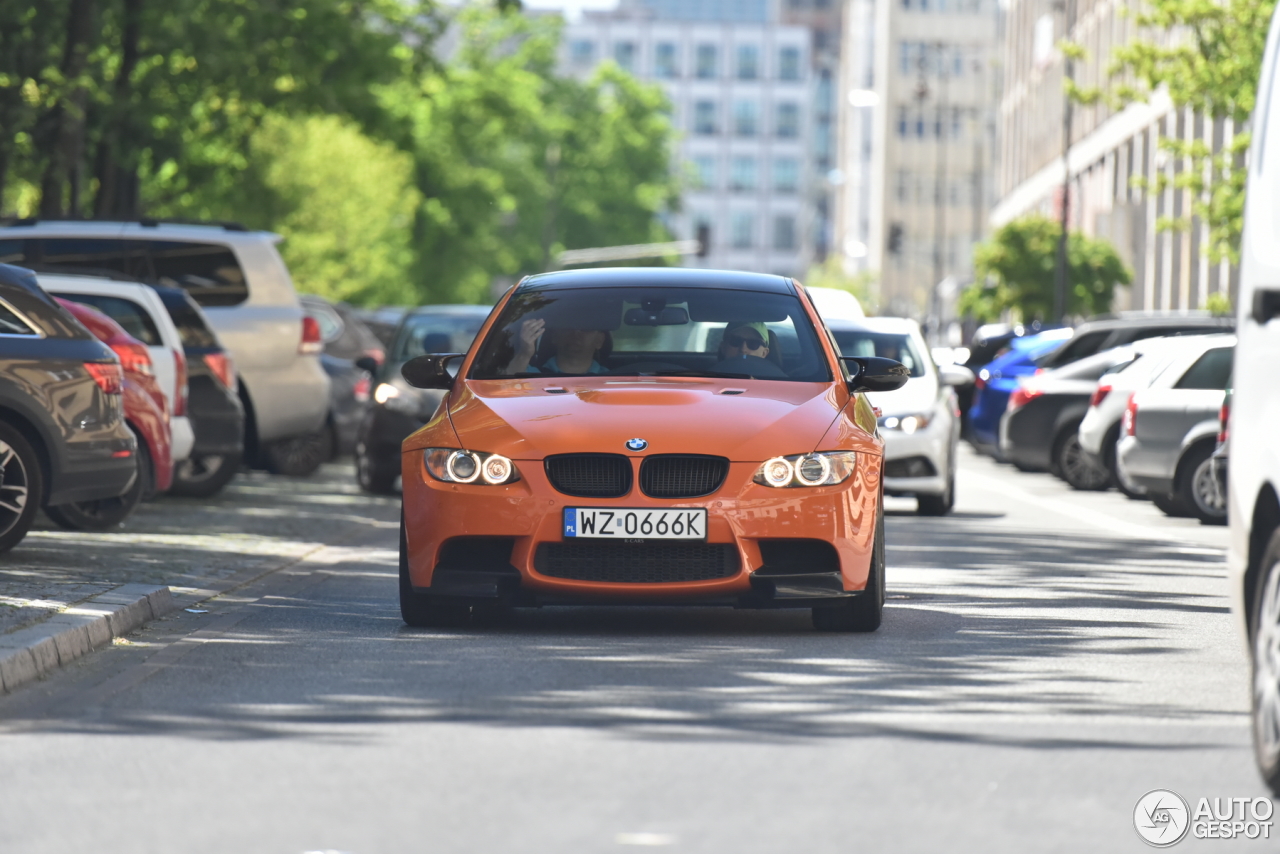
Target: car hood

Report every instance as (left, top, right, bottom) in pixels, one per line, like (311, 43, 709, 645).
(864, 374, 937, 416)
(445, 378, 847, 461)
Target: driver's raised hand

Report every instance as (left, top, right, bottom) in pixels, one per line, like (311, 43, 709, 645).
(515, 318, 546, 359)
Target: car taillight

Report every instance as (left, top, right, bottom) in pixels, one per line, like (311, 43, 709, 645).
(354, 374, 372, 403)
(1007, 387, 1044, 412)
(172, 347, 188, 416)
(1123, 393, 1138, 437)
(1089, 384, 1111, 408)
(85, 362, 123, 395)
(203, 352, 236, 391)
(974, 375, 986, 391)
(111, 341, 153, 376)
(300, 316, 323, 355)
(1218, 396, 1231, 445)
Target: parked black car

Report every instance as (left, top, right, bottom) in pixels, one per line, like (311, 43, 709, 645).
(153, 286, 245, 497)
(1035, 313, 1234, 372)
(0, 264, 137, 552)
(999, 347, 1139, 488)
(355, 305, 491, 494)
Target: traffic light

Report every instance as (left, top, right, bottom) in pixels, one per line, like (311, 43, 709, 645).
(887, 222, 904, 255)
(696, 223, 711, 258)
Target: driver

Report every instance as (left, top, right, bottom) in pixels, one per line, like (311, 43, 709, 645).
(505, 318, 608, 375)
(718, 322, 771, 362)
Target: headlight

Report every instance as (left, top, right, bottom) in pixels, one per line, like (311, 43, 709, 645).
(880, 413, 932, 434)
(374, 382, 400, 404)
(424, 448, 521, 485)
(753, 452, 857, 488)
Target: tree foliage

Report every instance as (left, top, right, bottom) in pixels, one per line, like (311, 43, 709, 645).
(1068, 0, 1276, 262)
(961, 215, 1132, 323)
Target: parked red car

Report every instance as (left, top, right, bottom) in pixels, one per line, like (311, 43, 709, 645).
(48, 298, 173, 529)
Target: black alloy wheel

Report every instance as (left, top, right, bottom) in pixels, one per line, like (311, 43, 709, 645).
(1251, 528, 1280, 797)
(46, 433, 147, 531)
(813, 499, 885, 633)
(1055, 426, 1112, 491)
(265, 424, 334, 477)
(356, 439, 398, 495)
(0, 422, 43, 555)
(169, 452, 241, 498)
(399, 513, 472, 628)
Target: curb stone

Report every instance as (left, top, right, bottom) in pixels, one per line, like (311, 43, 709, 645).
(0, 584, 176, 694)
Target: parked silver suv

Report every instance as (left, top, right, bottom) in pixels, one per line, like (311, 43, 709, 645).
(0, 221, 329, 467)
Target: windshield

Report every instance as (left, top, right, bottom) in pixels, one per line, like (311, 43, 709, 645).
(393, 312, 487, 363)
(469, 286, 832, 382)
(830, 329, 928, 378)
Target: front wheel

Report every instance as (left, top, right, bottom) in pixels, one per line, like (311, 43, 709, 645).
(813, 501, 885, 632)
(1251, 529, 1280, 796)
(169, 452, 241, 498)
(916, 472, 954, 516)
(0, 423, 43, 554)
(356, 439, 398, 495)
(47, 438, 147, 531)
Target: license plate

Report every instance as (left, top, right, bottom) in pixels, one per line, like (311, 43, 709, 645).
(564, 508, 707, 540)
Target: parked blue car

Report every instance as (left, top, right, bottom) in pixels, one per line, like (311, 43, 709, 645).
(968, 330, 1073, 453)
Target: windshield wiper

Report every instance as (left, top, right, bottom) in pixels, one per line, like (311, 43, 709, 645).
(633, 370, 758, 380)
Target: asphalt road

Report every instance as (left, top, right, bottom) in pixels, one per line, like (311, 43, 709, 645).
(0, 448, 1269, 853)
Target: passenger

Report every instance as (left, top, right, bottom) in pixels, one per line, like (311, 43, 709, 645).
(505, 318, 609, 375)
(718, 321, 771, 362)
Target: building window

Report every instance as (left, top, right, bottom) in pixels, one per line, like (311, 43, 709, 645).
(696, 44, 718, 78)
(773, 157, 800, 193)
(570, 40, 596, 67)
(895, 169, 910, 202)
(731, 213, 755, 248)
(773, 216, 797, 251)
(693, 101, 718, 135)
(775, 102, 800, 138)
(897, 105, 909, 137)
(730, 157, 758, 191)
(736, 44, 759, 80)
(690, 156, 716, 189)
(779, 46, 801, 80)
(734, 100, 759, 136)
(614, 41, 636, 72)
(655, 42, 679, 78)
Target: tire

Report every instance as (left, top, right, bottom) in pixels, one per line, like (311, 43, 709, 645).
(46, 436, 147, 531)
(813, 500, 885, 632)
(356, 438, 398, 495)
(1177, 443, 1227, 525)
(399, 514, 471, 628)
(168, 452, 241, 498)
(265, 424, 334, 477)
(1250, 528, 1280, 796)
(916, 472, 954, 516)
(1150, 491, 1194, 518)
(1055, 426, 1112, 491)
(0, 422, 43, 555)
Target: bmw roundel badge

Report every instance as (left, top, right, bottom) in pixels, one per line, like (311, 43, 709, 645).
(626, 438, 649, 452)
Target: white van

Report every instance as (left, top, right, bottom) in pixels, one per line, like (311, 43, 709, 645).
(1230, 10, 1280, 796)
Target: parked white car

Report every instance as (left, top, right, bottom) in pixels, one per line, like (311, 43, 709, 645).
(39, 273, 195, 464)
(1077, 335, 1203, 496)
(1231, 6, 1280, 796)
(0, 221, 330, 471)
(806, 287, 865, 321)
(827, 317, 971, 515)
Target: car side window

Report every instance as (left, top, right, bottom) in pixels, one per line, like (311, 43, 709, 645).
(1174, 347, 1233, 390)
(149, 241, 249, 307)
(0, 300, 38, 336)
(25, 239, 150, 278)
(56, 293, 161, 346)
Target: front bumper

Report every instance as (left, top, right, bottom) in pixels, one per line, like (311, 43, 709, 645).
(880, 419, 950, 497)
(402, 452, 882, 607)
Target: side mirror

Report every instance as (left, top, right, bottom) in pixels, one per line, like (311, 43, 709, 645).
(844, 356, 909, 393)
(354, 355, 380, 375)
(402, 353, 465, 390)
(938, 364, 975, 387)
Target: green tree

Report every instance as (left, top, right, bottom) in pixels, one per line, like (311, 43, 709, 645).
(1067, 0, 1275, 262)
(961, 215, 1132, 323)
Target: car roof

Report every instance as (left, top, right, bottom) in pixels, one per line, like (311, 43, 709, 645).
(825, 316, 920, 335)
(518, 267, 795, 294)
(1072, 314, 1233, 333)
(2, 219, 279, 244)
(403, 304, 493, 317)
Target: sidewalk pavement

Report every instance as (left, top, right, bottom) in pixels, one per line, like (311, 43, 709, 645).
(0, 462, 400, 695)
